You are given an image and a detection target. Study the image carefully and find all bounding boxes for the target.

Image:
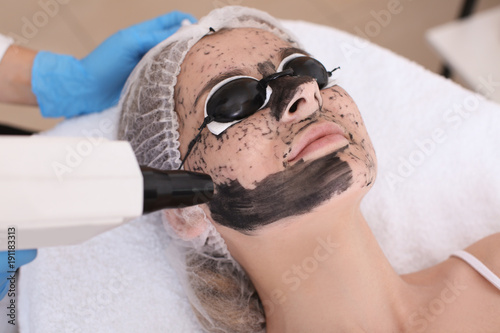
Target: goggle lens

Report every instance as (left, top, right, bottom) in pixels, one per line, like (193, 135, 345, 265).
(206, 78, 266, 123)
(282, 57, 330, 89)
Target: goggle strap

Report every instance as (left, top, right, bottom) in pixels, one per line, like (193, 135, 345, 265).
(178, 116, 213, 170)
(327, 66, 341, 77)
(258, 68, 294, 89)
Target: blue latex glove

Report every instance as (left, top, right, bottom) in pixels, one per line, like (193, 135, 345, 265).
(32, 11, 196, 118)
(0, 249, 37, 300)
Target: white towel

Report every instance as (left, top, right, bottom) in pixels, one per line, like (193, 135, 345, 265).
(18, 20, 500, 332)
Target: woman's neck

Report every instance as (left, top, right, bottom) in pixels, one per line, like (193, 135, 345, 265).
(221, 196, 427, 332)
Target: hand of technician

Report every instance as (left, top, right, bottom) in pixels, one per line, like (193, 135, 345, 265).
(0, 249, 37, 300)
(32, 11, 196, 118)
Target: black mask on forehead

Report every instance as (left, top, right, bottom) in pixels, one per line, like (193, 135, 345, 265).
(207, 148, 352, 233)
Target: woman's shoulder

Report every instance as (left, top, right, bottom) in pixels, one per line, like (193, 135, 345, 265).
(403, 232, 500, 284)
(462, 232, 500, 278)
(401, 233, 500, 332)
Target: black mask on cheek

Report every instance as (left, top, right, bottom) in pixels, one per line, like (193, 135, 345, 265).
(208, 148, 352, 232)
(267, 76, 315, 121)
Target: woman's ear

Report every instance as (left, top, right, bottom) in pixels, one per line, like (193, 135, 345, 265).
(162, 207, 209, 240)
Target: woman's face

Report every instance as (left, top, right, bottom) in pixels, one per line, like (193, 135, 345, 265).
(175, 28, 376, 233)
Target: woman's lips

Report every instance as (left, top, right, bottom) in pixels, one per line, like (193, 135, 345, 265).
(287, 123, 349, 163)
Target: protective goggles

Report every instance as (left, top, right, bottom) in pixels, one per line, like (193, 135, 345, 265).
(179, 54, 340, 169)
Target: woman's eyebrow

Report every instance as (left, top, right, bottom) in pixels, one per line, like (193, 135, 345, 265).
(279, 47, 311, 60)
(194, 69, 246, 108)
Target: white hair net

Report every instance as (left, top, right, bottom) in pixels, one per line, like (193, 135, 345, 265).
(117, 6, 301, 332)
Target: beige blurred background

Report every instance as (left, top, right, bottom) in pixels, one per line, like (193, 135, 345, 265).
(1, 0, 499, 132)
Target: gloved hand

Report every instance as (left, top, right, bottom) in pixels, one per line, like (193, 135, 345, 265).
(32, 11, 196, 118)
(0, 249, 37, 300)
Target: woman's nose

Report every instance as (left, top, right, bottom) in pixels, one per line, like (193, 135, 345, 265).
(267, 76, 323, 123)
(280, 80, 322, 123)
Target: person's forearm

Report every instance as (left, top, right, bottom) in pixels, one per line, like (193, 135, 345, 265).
(0, 45, 38, 105)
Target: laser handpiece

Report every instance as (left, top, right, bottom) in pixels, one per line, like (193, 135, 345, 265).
(141, 166, 214, 213)
(0, 136, 214, 250)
